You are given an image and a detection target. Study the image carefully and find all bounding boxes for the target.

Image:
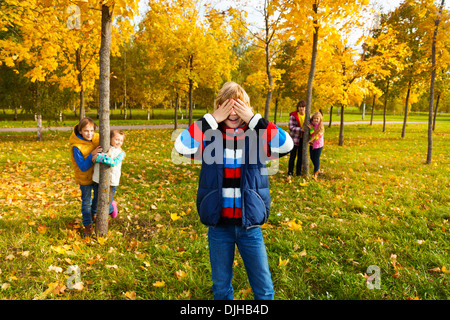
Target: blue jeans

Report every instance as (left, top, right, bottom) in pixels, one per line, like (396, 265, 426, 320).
(309, 146, 323, 174)
(93, 183, 117, 214)
(208, 225, 274, 300)
(80, 183, 98, 227)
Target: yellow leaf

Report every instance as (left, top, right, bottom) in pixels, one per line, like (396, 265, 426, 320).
(97, 237, 107, 245)
(125, 291, 136, 300)
(175, 270, 187, 280)
(442, 266, 450, 274)
(285, 219, 302, 231)
(50, 245, 68, 255)
(153, 281, 165, 287)
(170, 213, 181, 221)
(278, 257, 289, 267)
(37, 224, 47, 234)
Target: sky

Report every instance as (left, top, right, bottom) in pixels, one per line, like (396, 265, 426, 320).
(137, 0, 403, 19)
(134, 0, 404, 48)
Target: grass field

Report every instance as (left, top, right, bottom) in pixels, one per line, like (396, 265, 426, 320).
(1, 106, 448, 128)
(0, 116, 449, 300)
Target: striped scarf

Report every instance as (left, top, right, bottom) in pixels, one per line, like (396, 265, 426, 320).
(220, 123, 248, 224)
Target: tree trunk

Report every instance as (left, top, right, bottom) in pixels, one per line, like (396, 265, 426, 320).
(433, 93, 440, 131)
(273, 97, 278, 124)
(174, 93, 179, 131)
(361, 98, 366, 120)
(328, 106, 333, 128)
(301, 3, 319, 177)
(188, 55, 194, 126)
(370, 95, 375, 126)
(96, 4, 113, 237)
(338, 105, 344, 146)
(264, 42, 273, 120)
(383, 80, 389, 133)
(36, 83, 43, 141)
(427, 0, 445, 164)
(36, 114, 42, 141)
(401, 81, 412, 138)
(76, 47, 85, 121)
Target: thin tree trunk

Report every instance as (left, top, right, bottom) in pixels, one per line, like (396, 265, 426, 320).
(370, 95, 375, 126)
(401, 81, 412, 138)
(264, 42, 273, 120)
(433, 93, 440, 131)
(174, 92, 179, 131)
(96, 4, 113, 237)
(36, 83, 42, 141)
(188, 55, 194, 126)
(427, 0, 445, 164)
(301, 2, 319, 177)
(338, 105, 344, 146)
(383, 81, 389, 133)
(76, 47, 85, 121)
(328, 106, 333, 128)
(273, 97, 278, 124)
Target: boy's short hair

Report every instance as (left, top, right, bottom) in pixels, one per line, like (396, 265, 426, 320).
(78, 117, 97, 132)
(296, 100, 306, 109)
(110, 129, 125, 140)
(214, 81, 251, 111)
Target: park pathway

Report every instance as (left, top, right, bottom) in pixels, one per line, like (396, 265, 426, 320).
(0, 120, 417, 132)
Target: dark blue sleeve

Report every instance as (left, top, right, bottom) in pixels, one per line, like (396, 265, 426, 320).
(73, 147, 94, 172)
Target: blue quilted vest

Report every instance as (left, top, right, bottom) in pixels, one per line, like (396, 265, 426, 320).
(196, 131, 271, 228)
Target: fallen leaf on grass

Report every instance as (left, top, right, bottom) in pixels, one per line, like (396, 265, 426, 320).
(71, 282, 84, 291)
(284, 219, 302, 231)
(153, 281, 165, 287)
(47, 265, 63, 273)
(278, 257, 289, 267)
(36, 282, 67, 299)
(97, 237, 108, 245)
(125, 291, 136, 300)
(175, 270, 187, 280)
(170, 213, 181, 221)
(37, 224, 47, 234)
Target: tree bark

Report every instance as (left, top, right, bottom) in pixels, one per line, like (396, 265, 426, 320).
(188, 55, 194, 126)
(427, 0, 445, 164)
(174, 92, 179, 131)
(370, 95, 375, 126)
(96, 4, 113, 237)
(301, 2, 319, 177)
(338, 105, 344, 146)
(433, 93, 440, 131)
(273, 97, 278, 124)
(401, 80, 412, 138)
(383, 80, 389, 133)
(264, 41, 273, 120)
(76, 47, 85, 121)
(328, 106, 333, 128)
(36, 82, 42, 141)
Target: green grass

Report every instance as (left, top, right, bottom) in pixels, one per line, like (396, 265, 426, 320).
(0, 119, 449, 300)
(1, 106, 448, 129)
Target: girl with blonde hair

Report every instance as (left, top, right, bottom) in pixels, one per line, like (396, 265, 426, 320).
(307, 111, 325, 180)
